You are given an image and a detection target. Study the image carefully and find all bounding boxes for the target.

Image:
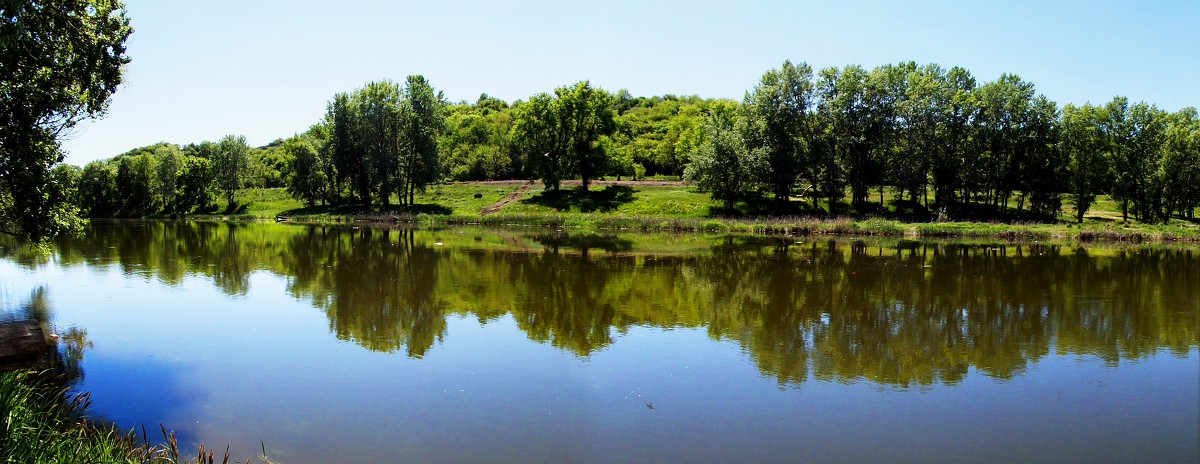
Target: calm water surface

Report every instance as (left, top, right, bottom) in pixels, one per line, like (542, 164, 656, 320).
(1, 221, 1197, 463)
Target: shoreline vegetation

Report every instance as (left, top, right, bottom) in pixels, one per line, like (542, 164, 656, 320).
(156, 182, 1198, 244)
(1, 369, 272, 464)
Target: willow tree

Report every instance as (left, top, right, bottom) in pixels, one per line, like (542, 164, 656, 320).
(0, 0, 132, 241)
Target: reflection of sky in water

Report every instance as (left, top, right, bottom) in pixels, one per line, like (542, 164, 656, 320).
(1, 235, 1197, 464)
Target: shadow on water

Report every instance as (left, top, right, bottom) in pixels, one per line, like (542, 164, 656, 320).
(528, 233, 634, 255)
(519, 185, 635, 212)
(279, 203, 453, 217)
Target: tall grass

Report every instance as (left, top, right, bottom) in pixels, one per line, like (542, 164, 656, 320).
(0, 370, 271, 464)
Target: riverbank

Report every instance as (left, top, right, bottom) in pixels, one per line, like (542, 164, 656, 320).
(172, 183, 1200, 243)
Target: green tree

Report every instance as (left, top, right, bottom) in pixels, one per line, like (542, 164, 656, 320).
(1160, 108, 1200, 220)
(513, 82, 616, 191)
(176, 156, 214, 213)
(560, 82, 616, 190)
(284, 137, 325, 207)
(684, 112, 760, 209)
(513, 93, 570, 190)
(744, 61, 817, 203)
(0, 0, 131, 240)
(398, 75, 445, 205)
(77, 160, 118, 216)
(1105, 98, 1168, 222)
(327, 92, 368, 203)
(933, 67, 977, 211)
(213, 135, 249, 205)
(115, 154, 155, 214)
(971, 74, 1037, 212)
(1019, 96, 1064, 217)
(1061, 103, 1111, 222)
(152, 144, 183, 212)
(353, 80, 404, 206)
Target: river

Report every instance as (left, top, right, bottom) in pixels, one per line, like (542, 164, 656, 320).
(1, 220, 1196, 463)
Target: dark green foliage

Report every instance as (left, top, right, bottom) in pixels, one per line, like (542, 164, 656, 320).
(0, 0, 131, 241)
(399, 75, 446, 205)
(744, 60, 817, 202)
(175, 156, 214, 213)
(212, 135, 249, 205)
(283, 137, 324, 206)
(1062, 103, 1111, 222)
(512, 81, 617, 191)
(684, 111, 759, 208)
(320, 78, 447, 207)
(77, 161, 118, 216)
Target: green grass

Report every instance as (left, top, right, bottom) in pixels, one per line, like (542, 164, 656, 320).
(183, 183, 1200, 243)
(1, 370, 165, 463)
(421, 183, 526, 215)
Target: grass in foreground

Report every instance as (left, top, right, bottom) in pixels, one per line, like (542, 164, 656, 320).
(0, 370, 270, 464)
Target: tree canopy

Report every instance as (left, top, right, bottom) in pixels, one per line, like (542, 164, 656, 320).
(0, 0, 132, 241)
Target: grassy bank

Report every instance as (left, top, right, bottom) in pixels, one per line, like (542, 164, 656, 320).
(0, 370, 267, 464)
(190, 182, 1200, 243)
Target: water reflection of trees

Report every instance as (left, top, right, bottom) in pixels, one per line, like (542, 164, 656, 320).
(0, 288, 90, 386)
(24, 222, 1200, 387)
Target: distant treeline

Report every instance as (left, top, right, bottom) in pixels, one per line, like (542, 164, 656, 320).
(63, 61, 1200, 222)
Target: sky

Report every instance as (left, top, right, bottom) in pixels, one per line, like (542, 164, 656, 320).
(60, 0, 1200, 165)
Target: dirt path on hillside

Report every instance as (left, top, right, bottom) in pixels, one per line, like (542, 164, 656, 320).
(480, 184, 532, 215)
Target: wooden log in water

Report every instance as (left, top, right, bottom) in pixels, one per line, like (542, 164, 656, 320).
(0, 320, 51, 371)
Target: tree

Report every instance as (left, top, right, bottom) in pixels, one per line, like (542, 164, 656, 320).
(327, 92, 367, 203)
(933, 67, 977, 211)
(1105, 98, 1167, 222)
(284, 137, 325, 207)
(0, 0, 132, 240)
(1020, 96, 1064, 217)
(152, 144, 183, 212)
(398, 75, 445, 205)
(176, 156, 214, 213)
(684, 112, 760, 209)
(560, 82, 616, 190)
(512, 81, 616, 191)
(115, 154, 155, 214)
(744, 61, 816, 203)
(213, 135, 249, 205)
(1061, 103, 1111, 222)
(970, 74, 1037, 212)
(1160, 108, 1200, 220)
(513, 93, 570, 190)
(77, 160, 118, 216)
(353, 80, 404, 206)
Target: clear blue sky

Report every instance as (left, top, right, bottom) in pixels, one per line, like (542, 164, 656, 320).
(60, 0, 1200, 165)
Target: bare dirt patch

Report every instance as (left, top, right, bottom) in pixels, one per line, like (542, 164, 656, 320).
(480, 184, 532, 215)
